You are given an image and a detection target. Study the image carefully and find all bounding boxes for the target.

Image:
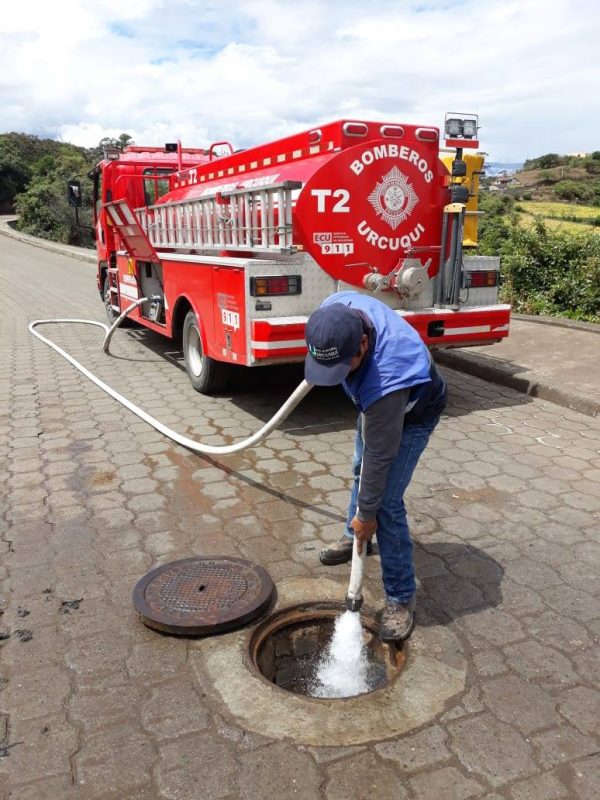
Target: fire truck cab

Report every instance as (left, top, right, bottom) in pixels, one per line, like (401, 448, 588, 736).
(80, 116, 510, 393)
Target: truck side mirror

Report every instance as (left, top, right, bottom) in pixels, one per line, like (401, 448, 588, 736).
(68, 180, 83, 208)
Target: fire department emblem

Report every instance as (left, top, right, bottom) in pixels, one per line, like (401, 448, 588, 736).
(367, 166, 418, 230)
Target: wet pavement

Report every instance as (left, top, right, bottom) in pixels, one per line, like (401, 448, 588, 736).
(1, 234, 600, 799)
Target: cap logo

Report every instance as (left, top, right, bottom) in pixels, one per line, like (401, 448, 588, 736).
(308, 343, 340, 362)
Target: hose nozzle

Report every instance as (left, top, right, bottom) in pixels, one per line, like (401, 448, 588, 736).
(345, 536, 367, 614)
(345, 593, 363, 612)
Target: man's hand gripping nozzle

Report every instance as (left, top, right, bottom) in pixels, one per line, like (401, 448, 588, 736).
(345, 536, 367, 612)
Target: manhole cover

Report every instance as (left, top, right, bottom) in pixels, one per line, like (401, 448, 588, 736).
(133, 556, 276, 635)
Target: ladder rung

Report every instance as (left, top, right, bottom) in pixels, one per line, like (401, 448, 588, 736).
(135, 180, 299, 255)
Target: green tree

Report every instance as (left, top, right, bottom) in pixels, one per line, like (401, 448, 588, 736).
(554, 180, 595, 203)
(0, 137, 29, 211)
(6, 132, 135, 247)
(87, 133, 134, 163)
(0, 132, 68, 211)
(584, 159, 600, 175)
(15, 151, 95, 247)
(523, 153, 564, 170)
(538, 153, 563, 169)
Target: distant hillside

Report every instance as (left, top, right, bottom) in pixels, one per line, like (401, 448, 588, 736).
(483, 152, 600, 205)
(511, 165, 598, 204)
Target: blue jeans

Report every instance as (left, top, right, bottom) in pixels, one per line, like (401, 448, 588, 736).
(344, 415, 439, 604)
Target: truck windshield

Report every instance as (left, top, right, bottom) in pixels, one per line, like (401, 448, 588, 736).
(143, 169, 173, 205)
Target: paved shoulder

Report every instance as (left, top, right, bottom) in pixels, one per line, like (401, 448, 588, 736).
(0, 215, 96, 265)
(436, 318, 600, 418)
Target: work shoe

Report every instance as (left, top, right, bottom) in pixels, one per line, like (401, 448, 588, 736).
(319, 537, 373, 566)
(380, 595, 416, 642)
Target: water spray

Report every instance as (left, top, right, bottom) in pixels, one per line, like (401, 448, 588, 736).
(315, 536, 370, 697)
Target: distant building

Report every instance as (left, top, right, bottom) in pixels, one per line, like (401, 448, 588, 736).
(490, 175, 521, 191)
(568, 152, 590, 158)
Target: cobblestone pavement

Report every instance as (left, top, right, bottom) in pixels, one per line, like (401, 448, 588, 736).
(1, 235, 599, 799)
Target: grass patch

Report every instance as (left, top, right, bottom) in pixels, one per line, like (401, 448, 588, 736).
(518, 200, 600, 220)
(519, 213, 598, 234)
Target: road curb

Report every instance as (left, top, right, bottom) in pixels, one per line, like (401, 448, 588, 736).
(434, 349, 600, 419)
(512, 313, 600, 335)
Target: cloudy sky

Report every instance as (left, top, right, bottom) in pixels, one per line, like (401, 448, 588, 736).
(1, 0, 598, 161)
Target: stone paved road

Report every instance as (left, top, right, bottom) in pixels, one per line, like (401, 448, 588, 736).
(1, 235, 599, 799)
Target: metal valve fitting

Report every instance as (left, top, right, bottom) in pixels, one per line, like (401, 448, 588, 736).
(345, 593, 363, 612)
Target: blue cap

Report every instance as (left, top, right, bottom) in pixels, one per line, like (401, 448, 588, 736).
(304, 303, 363, 386)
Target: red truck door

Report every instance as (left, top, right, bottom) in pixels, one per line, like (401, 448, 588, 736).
(212, 267, 247, 363)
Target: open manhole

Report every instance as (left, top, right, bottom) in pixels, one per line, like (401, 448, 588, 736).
(133, 556, 275, 635)
(247, 601, 406, 698)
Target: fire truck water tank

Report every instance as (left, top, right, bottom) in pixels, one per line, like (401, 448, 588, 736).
(156, 134, 448, 289)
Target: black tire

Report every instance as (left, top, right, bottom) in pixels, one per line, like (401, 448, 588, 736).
(103, 275, 136, 328)
(182, 310, 230, 393)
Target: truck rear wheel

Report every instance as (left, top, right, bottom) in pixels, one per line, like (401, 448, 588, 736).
(182, 310, 230, 394)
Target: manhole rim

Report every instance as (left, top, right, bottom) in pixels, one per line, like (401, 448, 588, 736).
(246, 599, 407, 701)
(191, 576, 469, 746)
(133, 555, 276, 635)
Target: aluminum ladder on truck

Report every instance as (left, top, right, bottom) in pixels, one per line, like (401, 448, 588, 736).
(136, 181, 302, 256)
(103, 199, 161, 311)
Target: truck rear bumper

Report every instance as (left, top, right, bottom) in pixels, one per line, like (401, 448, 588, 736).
(251, 305, 511, 361)
(403, 304, 511, 347)
(251, 317, 310, 360)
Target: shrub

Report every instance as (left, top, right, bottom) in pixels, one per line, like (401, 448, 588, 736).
(584, 160, 600, 175)
(523, 153, 564, 170)
(478, 212, 600, 323)
(554, 180, 589, 202)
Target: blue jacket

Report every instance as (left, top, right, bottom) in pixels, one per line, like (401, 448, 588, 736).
(321, 292, 440, 417)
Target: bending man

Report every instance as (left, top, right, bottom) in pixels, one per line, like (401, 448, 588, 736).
(305, 292, 447, 641)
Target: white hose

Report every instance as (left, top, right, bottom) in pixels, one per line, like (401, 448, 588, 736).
(28, 297, 313, 455)
(346, 535, 367, 606)
(346, 442, 368, 610)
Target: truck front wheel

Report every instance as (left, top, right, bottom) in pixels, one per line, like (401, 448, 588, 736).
(103, 275, 136, 328)
(182, 310, 229, 393)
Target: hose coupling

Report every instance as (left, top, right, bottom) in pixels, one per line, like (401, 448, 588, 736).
(345, 593, 363, 612)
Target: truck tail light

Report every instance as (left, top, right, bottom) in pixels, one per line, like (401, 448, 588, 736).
(462, 270, 498, 288)
(250, 276, 302, 296)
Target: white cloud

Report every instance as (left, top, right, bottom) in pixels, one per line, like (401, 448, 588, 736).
(1, 0, 598, 160)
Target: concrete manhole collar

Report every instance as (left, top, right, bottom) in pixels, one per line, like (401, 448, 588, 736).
(190, 578, 468, 746)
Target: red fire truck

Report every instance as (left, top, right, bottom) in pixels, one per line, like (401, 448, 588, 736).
(72, 114, 509, 393)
